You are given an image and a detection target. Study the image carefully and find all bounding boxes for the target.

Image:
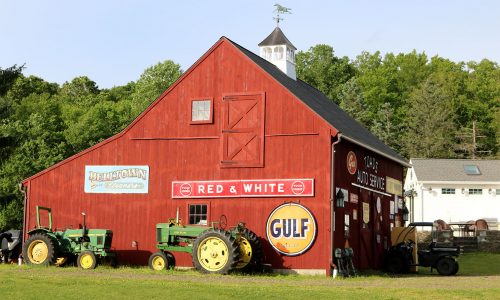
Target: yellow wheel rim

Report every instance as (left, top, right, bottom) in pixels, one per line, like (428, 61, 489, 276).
(197, 236, 229, 272)
(151, 256, 166, 271)
(80, 253, 94, 269)
(27, 240, 48, 264)
(236, 237, 252, 269)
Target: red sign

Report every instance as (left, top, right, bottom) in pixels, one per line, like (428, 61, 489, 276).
(347, 151, 357, 175)
(172, 179, 314, 199)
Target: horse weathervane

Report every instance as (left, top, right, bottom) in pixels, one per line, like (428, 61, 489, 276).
(273, 4, 292, 27)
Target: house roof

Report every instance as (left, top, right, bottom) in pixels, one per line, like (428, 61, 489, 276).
(258, 27, 297, 50)
(230, 38, 409, 167)
(410, 158, 500, 182)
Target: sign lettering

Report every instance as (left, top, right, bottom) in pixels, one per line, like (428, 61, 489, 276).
(172, 179, 314, 199)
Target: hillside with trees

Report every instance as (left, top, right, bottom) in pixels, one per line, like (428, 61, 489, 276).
(1, 46, 498, 230)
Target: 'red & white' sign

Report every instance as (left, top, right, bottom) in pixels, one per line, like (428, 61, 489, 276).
(172, 179, 314, 199)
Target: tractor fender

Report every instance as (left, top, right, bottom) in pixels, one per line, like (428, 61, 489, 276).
(27, 228, 57, 240)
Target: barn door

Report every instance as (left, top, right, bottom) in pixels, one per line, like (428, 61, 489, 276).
(221, 93, 265, 168)
(359, 189, 374, 269)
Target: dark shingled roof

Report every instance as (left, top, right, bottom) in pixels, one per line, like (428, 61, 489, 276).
(228, 37, 408, 166)
(410, 159, 500, 182)
(258, 27, 297, 50)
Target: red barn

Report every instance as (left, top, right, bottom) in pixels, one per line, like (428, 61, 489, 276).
(21, 27, 409, 275)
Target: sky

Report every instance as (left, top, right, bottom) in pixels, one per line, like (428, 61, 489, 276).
(1, 0, 499, 89)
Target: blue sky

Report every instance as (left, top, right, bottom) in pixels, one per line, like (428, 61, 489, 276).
(1, 0, 499, 88)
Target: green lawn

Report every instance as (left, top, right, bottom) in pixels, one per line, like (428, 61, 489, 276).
(1, 252, 499, 300)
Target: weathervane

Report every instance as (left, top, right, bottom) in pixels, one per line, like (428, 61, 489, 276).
(273, 4, 292, 27)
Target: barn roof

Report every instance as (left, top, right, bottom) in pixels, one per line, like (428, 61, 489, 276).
(410, 158, 500, 183)
(258, 27, 297, 50)
(229, 38, 409, 167)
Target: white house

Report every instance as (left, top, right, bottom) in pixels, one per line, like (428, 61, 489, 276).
(404, 159, 500, 229)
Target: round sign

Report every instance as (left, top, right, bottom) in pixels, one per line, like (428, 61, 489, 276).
(266, 203, 317, 256)
(291, 181, 305, 195)
(347, 151, 357, 175)
(179, 183, 192, 196)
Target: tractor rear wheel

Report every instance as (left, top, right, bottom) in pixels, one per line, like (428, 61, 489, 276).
(77, 251, 97, 269)
(236, 229, 263, 271)
(23, 233, 56, 266)
(192, 229, 239, 274)
(148, 252, 169, 271)
(436, 257, 456, 276)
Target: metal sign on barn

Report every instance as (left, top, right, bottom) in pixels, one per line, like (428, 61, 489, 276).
(84, 166, 149, 194)
(171, 179, 314, 198)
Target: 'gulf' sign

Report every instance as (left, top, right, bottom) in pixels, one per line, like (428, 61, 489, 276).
(266, 203, 317, 256)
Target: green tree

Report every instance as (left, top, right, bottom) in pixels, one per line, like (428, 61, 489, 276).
(403, 79, 456, 158)
(296, 44, 354, 102)
(131, 60, 182, 116)
(0, 65, 24, 96)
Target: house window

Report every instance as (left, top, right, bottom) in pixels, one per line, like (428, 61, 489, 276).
(468, 188, 483, 195)
(496, 189, 500, 195)
(188, 204, 207, 225)
(464, 165, 481, 175)
(190, 99, 213, 124)
(442, 188, 455, 195)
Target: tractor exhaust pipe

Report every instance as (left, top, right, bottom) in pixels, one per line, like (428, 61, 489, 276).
(81, 212, 87, 235)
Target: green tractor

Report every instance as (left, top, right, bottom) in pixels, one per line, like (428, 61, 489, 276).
(22, 206, 115, 269)
(149, 217, 262, 274)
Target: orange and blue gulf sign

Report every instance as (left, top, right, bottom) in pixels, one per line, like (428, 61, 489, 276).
(266, 203, 317, 256)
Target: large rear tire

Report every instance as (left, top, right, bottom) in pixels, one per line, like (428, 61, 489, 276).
(436, 257, 456, 276)
(236, 229, 263, 271)
(22, 233, 56, 266)
(192, 229, 239, 274)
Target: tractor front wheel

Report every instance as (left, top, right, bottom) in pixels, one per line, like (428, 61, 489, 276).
(436, 257, 456, 276)
(192, 229, 239, 274)
(148, 252, 169, 271)
(77, 251, 97, 269)
(22, 233, 56, 266)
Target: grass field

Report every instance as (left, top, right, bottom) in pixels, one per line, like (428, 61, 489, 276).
(1, 252, 499, 300)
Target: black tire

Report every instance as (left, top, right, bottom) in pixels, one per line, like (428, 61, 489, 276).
(192, 228, 239, 274)
(451, 260, 459, 275)
(436, 257, 456, 276)
(236, 229, 263, 272)
(165, 252, 176, 269)
(386, 253, 410, 274)
(22, 233, 56, 266)
(77, 251, 97, 269)
(148, 252, 168, 271)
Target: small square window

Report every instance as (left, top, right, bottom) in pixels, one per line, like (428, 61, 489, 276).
(442, 188, 455, 195)
(188, 204, 208, 225)
(468, 188, 483, 195)
(190, 99, 213, 124)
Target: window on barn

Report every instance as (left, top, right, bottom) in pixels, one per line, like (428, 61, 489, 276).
(263, 47, 272, 60)
(441, 188, 455, 194)
(188, 204, 207, 225)
(190, 99, 213, 124)
(273, 46, 284, 60)
(468, 188, 483, 195)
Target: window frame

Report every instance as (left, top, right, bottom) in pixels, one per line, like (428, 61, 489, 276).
(468, 188, 483, 195)
(187, 203, 209, 225)
(189, 98, 214, 125)
(441, 188, 456, 195)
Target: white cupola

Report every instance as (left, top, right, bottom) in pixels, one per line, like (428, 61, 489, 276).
(258, 27, 297, 80)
